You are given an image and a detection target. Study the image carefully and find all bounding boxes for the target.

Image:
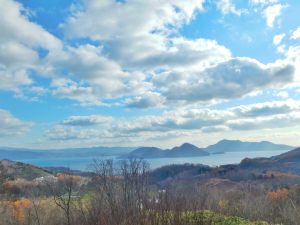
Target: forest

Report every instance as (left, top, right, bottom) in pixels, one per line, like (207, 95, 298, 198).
(1, 158, 300, 225)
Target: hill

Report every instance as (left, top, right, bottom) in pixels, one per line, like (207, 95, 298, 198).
(120, 143, 209, 159)
(240, 147, 300, 174)
(205, 139, 293, 153)
(0, 159, 53, 180)
(148, 147, 300, 186)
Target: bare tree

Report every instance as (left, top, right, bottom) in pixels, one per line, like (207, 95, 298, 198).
(0, 162, 7, 195)
(49, 174, 80, 225)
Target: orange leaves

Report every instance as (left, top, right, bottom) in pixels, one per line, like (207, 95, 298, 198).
(57, 173, 81, 182)
(218, 199, 228, 209)
(4, 199, 32, 224)
(3, 181, 16, 190)
(267, 188, 289, 201)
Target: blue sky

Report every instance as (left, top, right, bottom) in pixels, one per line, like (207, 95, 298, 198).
(0, 0, 300, 149)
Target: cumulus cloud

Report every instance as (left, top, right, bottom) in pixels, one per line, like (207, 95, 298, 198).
(125, 92, 165, 109)
(63, 0, 205, 39)
(51, 0, 233, 106)
(276, 91, 289, 98)
(227, 112, 300, 131)
(250, 0, 278, 5)
(62, 115, 113, 126)
(273, 33, 285, 45)
(47, 44, 152, 103)
(0, 109, 32, 137)
(44, 0, 295, 108)
(51, 79, 103, 106)
(216, 0, 244, 16)
(45, 126, 100, 141)
(263, 4, 287, 28)
(43, 99, 300, 144)
(122, 100, 300, 133)
(291, 27, 300, 40)
(107, 36, 231, 72)
(116, 108, 233, 133)
(232, 100, 299, 117)
(0, 0, 61, 91)
(286, 46, 300, 83)
(154, 57, 294, 103)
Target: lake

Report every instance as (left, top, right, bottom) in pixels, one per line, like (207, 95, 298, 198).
(20, 150, 288, 171)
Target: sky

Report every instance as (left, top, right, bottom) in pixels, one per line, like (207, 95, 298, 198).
(0, 0, 300, 149)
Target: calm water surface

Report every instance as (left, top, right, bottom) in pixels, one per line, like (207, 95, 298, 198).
(21, 150, 288, 171)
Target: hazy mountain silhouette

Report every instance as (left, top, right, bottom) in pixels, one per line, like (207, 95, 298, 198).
(205, 139, 293, 153)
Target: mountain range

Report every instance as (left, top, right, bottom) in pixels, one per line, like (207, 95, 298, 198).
(2, 145, 300, 184)
(205, 139, 292, 153)
(120, 143, 210, 159)
(0, 140, 294, 161)
(119, 140, 293, 159)
(0, 147, 135, 160)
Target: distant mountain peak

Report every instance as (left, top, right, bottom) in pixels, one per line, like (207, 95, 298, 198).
(121, 142, 209, 159)
(179, 143, 197, 148)
(218, 139, 240, 143)
(206, 139, 293, 153)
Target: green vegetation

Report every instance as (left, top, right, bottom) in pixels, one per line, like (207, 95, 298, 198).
(184, 211, 272, 225)
(0, 158, 299, 225)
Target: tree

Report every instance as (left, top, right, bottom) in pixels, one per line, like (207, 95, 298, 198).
(0, 162, 7, 194)
(50, 173, 81, 225)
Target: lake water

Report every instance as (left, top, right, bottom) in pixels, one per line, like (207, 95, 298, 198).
(20, 150, 288, 171)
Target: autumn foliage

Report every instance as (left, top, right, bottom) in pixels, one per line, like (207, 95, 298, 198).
(57, 173, 81, 182)
(267, 188, 289, 201)
(4, 199, 32, 224)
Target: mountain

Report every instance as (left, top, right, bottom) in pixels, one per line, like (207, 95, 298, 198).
(205, 139, 293, 153)
(120, 143, 209, 159)
(0, 146, 135, 160)
(273, 147, 300, 162)
(167, 143, 209, 157)
(240, 147, 300, 174)
(0, 140, 293, 162)
(0, 159, 53, 180)
(123, 147, 165, 158)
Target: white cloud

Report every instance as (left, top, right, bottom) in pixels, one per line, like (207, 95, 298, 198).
(54, 0, 233, 106)
(276, 45, 286, 54)
(121, 100, 300, 135)
(216, 0, 244, 16)
(0, 0, 61, 92)
(263, 4, 287, 28)
(227, 112, 300, 131)
(107, 36, 231, 72)
(153, 57, 294, 103)
(250, 0, 278, 5)
(58, 0, 296, 108)
(0, 109, 32, 137)
(125, 92, 165, 109)
(63, 0, 205, 40)
(47, 44, 147, 101)
(276, 91, 289, 98)
(51, 79, 103, 106)
(43, 99, 300, 145)
(45, 126, 101, 141)
(232, 100, 298, 117)
(273, 33, 285, 45)
(62, 115, 113, 126)
(286, 46, 300, 84)
(291, 27, 300, 40)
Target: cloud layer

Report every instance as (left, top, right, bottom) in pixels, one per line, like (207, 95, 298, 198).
(0, 0, 299, 147)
